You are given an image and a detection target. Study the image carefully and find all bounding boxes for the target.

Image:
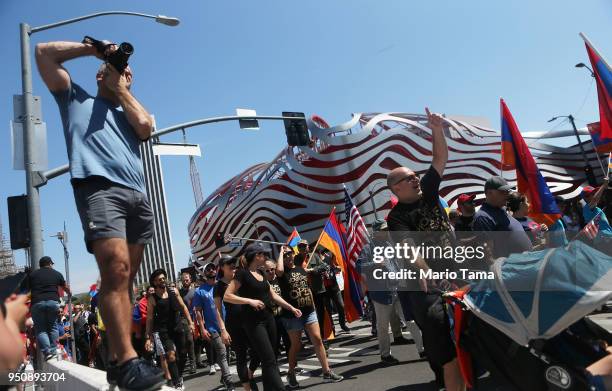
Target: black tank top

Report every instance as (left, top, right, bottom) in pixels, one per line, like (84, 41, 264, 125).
(153, 288, 181, 333)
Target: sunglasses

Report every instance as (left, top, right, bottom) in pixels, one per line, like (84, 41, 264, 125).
(264, 269, 275, 273)
(394, 173, 420, 186)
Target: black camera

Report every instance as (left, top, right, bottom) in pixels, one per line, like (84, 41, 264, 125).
(106, 42, 134, 74)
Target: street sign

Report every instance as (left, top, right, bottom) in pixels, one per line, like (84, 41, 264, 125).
(228, 240, 243, 248)
(236, 108, 259, 130)
(11, 121, 48, 171)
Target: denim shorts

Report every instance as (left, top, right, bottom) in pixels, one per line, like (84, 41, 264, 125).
(72, 176, 153, 253)
(281, 310, 318, 331)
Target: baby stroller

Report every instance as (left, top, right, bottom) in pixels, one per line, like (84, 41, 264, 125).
(444, 240, 612, 390)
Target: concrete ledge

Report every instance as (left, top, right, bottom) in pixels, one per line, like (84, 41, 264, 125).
(42, 359, 173, 391)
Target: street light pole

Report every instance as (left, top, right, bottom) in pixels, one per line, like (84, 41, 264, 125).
(19, 12, 179, 270)
(20, 22, 44, 268)
(549, 115, 598, 186)
(51, 223, 76, 362)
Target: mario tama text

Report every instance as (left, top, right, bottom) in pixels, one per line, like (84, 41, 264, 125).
(372, 243, 486, 264)
(372, 267, 495, 281)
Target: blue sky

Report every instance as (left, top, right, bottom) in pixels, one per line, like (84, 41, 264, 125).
(1, 0, 611, 292)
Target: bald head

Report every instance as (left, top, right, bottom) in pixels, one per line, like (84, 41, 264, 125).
(387, 166, 422, 202)
(387, 167, 414, 189)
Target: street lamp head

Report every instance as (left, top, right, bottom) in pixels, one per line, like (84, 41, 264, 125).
(155, 15, 180, 26)
(548, 116, 559, 123)
(575, 63, 586, 68)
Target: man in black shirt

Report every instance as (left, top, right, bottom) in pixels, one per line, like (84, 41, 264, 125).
(145, 269, 194, 389)
(472, 176, 532, 259)
(29, 256, 71, 361)
(386, 108, 464, 391)
(177, 272, 197, 375)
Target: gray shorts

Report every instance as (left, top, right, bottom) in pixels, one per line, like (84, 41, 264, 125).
(72, 176, 153, 253)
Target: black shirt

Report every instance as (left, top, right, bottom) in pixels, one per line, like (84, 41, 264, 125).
(28, 267, 66, 305)
(214, 280, 242, 322)
(269, 280, 283, 317)
(278, 267, 315, 318)
(387, 166, 453, 237)
(472, 203, 533, 258)
(234, 269, 273, 322)
(152, 289, 181, 333)
(387, 166, 455, 272)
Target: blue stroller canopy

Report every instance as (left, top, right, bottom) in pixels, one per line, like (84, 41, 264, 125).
(464, 240, 612, 346)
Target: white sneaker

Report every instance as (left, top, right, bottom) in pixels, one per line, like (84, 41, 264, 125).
(209, 365, 217, 375)
(214, 363, 221, 370)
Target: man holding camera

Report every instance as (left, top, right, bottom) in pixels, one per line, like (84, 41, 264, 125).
(36, 38, 162, 390)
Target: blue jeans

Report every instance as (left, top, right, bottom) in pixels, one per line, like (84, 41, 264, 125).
(31, 300, 60, 356)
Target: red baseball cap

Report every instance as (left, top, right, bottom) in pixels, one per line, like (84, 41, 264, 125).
(581, 186, 598, 198)
(457, 194, 476, 205)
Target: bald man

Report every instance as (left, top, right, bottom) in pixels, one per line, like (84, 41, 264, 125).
(386, 109, 464, 391)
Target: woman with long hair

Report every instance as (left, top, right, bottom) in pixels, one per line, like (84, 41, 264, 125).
(224, 243, 301, 391)
(215, 255, 260, 391)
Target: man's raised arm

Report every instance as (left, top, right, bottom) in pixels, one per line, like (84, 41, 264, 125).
(35, 41, 99, 92)
(425, 107, 448, 176)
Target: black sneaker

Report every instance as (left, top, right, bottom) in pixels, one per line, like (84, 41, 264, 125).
(371, 328, 377, 337)
(340, 325, 351, 333)
(44, 352, 58, 362)
(107, 360, 118, 386)
(287, 371, 299, 389)
(381, 355, 400, 365)
(323, 371, 343, 383)
(116, 358, 165, 391)
(294, 366, 304, 374)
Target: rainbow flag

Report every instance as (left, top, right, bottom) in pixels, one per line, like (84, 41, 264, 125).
(501, 99, 561, 225)
(317, 208, 362, 323)
(286, 227, 301, 254)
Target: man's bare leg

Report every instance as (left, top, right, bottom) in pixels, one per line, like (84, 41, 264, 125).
(92, 238, 137, 365)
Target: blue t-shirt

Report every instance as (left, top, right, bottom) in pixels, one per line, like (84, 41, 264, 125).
(192, 283, 220, 333)
(472, 203, 533, 258)
(52, 82, 146, 194)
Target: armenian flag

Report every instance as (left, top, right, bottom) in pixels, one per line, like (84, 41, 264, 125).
(317, 208, 362, 323)
(286, 227, 301, 254)
(501, 99, 561, 225)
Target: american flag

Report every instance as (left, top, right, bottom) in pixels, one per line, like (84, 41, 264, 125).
(582, 210, 603, 240)
(343, 186, 369, 266)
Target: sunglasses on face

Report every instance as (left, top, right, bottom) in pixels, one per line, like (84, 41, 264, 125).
(395, 173, 419, 186)
(264, 269, 275, 273)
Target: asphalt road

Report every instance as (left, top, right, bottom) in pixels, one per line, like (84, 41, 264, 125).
(184, 316, 495, 391)
(183, 313, 612, 391)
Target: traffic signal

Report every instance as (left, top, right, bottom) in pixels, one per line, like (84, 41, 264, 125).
(215, 231, 226, 248)
(7, 195, 29, 250)
(282, 112, 310, 147)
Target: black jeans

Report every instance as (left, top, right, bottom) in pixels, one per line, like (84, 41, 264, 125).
(274, 316, 290, 358)
(243, 311, 285, 391)
(228, 319, 260, 384)
(325, 289, 347, 327)
(176, 318, 195, 373)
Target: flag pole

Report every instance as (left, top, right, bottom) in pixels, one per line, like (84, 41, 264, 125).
(306, 208, 335, 268)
